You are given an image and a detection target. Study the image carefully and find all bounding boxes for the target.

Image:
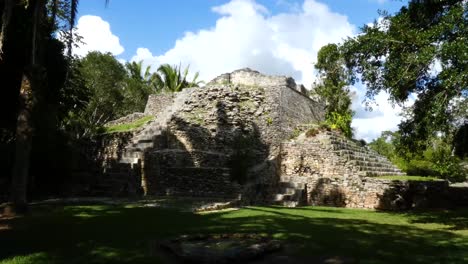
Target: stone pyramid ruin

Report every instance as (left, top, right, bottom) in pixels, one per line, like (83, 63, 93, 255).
(94, 68, 431, 210)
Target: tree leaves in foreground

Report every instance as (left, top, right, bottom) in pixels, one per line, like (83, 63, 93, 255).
(312, 44, 354, 138)
(340, 0, 467, 153)
(369, 130, 467, 182)
(63, 53, 204, 139)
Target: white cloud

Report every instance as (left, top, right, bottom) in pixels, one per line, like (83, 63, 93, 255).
(131, 0, 355, 86)
(126, 0, 412, 141)
(73, 15, 124, 57)
(351, 85, 415, 142)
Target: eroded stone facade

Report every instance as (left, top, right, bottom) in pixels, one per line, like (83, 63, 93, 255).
(91, 68, 464, 209)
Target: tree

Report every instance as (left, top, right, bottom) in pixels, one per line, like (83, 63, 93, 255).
(154, 63, 203, 93)
(340, 0, 467, 153)
(69, 51, 127, 137)
(123, 60, 159, 112)
(312, 44, 354, 138)
(368, 130, 397, 159)
(0, 0, 80, 211)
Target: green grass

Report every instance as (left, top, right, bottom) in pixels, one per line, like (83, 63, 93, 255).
(374, 175, 443, 181)
(104, 116, 154, 134)
(1, 204, 467, 263)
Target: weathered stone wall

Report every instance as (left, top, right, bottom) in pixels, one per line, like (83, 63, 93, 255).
(275, 129, 457, 210)
(84, 68, 468, 209)
(144, 150, 241, 198)
(144, 93, 174, 116)
(305, 176, 449, 210)
(71, 132, 142, 197)
(277, 86, 324, 136)
(142, 69, 324, 200)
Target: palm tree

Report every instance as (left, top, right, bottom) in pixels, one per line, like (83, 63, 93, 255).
(154, 63, 203, 93)
(125, 60, 160, 91)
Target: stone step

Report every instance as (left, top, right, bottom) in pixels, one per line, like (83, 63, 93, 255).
(119, 157, 140, 164)
(273, 191, 302, 201)
(122, 149, 143, 159)
(279, 176, 308, 185)
(278, 186, 300, 195)
(167, 166, 231, 172)
(358, 165, 402, 172)
(365, 171, 406, 177)
(132, 133, 162, 144)
(149, 149, 230, 168)
(278, 181, 306, 189)
(140, 128, 162, 137)
(273, 193, 286, 201)
(280, 142, 322, 148)
(130, 141, 154, 149)
(165, 167, 232, 180)
(350, 160, 398, 169)
(275, 200, 300, 207)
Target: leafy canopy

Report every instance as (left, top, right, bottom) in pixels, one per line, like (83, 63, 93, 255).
(312, 44, 354, 138)
(340, 0, 467, 152)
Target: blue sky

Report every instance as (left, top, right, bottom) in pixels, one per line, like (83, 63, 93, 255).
(74, 0, 411, 141)
(77, 0, 405, 60)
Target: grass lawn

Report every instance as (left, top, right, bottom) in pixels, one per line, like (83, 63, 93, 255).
(0, 204, 467, 263)
(104, 116, 154, 134)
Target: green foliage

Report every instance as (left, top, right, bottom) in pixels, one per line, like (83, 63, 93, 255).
(368, 131, 398, 159)
(312, 44, 354, 138)
(430, 145, 466, 182)
(154, 63, 203, 93)
(325, 111, 353, 138)
(71, 51, 127, 137)
(340, 0, 467, 152)
(122, 61, 159, 112)
(63, 53, 191, 139)
(374, 175, 442, 181)
(103, 116, 154, 134)
(289, 128, 302, 139)
(369, 130, 467, 182)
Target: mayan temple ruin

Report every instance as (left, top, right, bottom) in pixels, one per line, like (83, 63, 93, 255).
(93, 68, 453, 210)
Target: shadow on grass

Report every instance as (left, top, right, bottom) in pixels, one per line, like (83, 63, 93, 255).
(404, 208, 468, 230)
(0, 205, 467, 263)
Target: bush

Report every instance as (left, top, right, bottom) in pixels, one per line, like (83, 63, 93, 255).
(431, 147, 467, 182)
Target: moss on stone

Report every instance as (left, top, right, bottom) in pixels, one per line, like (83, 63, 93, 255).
(374, 175, 443, 181)
(104, 115, 154, 133)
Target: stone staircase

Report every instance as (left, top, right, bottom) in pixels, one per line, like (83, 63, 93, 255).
(273, 130, 405, 206)
(120, 89, 196, 165)
(93, 89, 196, 196)
(326, 133, 405, 176)
(102, 87, 242, 199)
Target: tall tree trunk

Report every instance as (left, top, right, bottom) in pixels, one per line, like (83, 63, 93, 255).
(7, 0, 45, 213)
(9, 70, 35, 207)
(0, 0, 15, 59)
